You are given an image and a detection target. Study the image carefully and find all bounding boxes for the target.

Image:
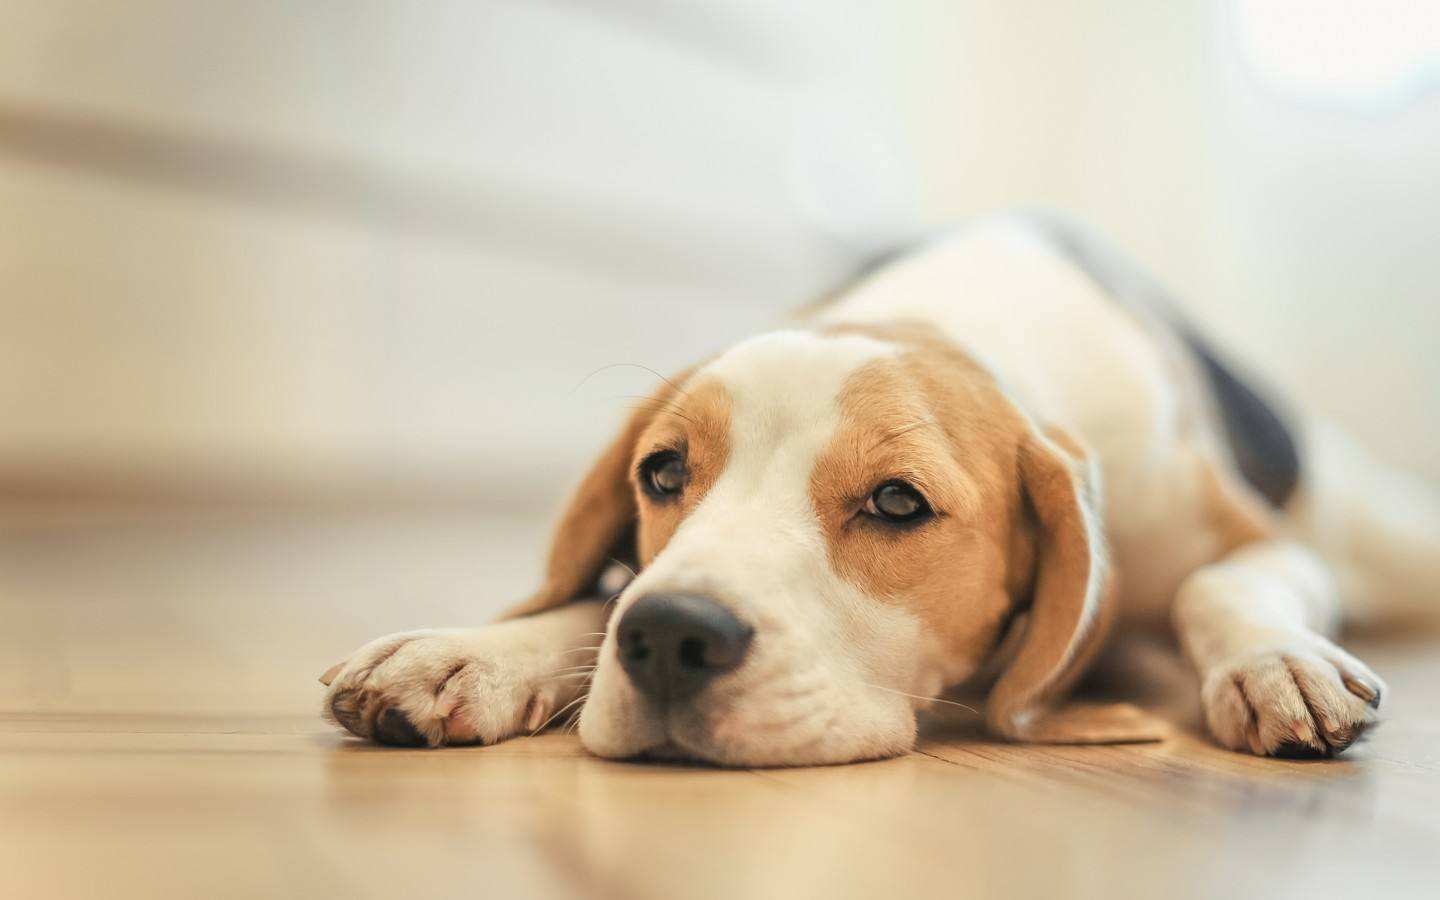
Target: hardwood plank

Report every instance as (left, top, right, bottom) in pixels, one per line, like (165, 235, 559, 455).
(2, 510, 1437, 899)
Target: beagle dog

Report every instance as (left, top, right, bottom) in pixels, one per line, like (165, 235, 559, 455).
(321, 214, 1438, 765)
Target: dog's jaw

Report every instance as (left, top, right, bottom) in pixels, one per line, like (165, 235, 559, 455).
(577, 641, 922, 767)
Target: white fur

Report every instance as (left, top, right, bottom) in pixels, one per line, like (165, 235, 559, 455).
(324, 218, 1428, 763)
(1172, 541, 1383, 755)
(580, 331, 929, 765)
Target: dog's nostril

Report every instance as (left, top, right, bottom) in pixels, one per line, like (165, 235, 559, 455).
(678, 637, 705, 669)
(623, 629, 648, 653)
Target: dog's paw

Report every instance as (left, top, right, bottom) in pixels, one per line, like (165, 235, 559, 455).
(321, 628, 588, 747)
(1201, 642, 1385, 757)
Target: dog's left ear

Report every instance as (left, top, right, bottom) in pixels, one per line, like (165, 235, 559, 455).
(499, 380, 680, 620)
(986, 425, 1164, 744)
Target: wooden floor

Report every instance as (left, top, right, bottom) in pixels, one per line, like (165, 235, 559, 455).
(2, 507, 1438, 899)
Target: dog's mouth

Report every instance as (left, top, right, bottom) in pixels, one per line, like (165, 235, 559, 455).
(578, 653, 917, 767)
(611, 712, 836, 768)
(632, 740, 716, 765)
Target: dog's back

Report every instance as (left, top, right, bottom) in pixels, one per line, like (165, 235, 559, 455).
(817, 214, 1440, 629)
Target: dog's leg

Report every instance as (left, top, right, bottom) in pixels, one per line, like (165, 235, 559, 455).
(1172, 540, 1386, 757)
(321, 600, 609, 747)
(1289, 422, 1440, 627)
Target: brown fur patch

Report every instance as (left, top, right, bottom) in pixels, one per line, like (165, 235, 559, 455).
(812, 321, 1118, 737)
(632, 378, 733, 566)
(810, 325, 1037, 682)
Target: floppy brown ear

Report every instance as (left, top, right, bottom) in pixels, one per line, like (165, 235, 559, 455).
(498, 388, 671, 620)
(986, 425, 1160, 743)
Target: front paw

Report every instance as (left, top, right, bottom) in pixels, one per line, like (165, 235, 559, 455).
(321, 629, 583, 747)
(1201, 643, 1385, 757)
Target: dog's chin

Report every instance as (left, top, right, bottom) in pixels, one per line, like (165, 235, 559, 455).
(666, 723, 915, 768)
(577, 669, 918, 768)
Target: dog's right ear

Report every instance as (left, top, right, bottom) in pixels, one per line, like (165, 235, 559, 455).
(984, 425, 1117, 740)
(499, 380, 680, 620)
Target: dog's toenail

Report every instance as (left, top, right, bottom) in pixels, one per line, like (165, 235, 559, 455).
(1342, 676, 1380, 707)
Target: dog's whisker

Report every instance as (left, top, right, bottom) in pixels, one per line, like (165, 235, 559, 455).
(624, 399, 694, 419)
(606, 558, 638, 579)
(556, 646, 602, 657)
(531, 692, 589, 737)
(640, 402, 697, 426)
(545, 664, 597, 676)
(617, 394, 693, 416)
(624, 402, 699, 428)
(863, 683, 979, 715)
(562, 698, 588, 735)
(571, 362, 692, 400)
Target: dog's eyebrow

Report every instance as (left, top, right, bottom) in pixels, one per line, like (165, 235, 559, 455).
(868, 418, 942, 453)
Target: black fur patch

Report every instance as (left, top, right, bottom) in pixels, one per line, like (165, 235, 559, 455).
(1179, 331, 1300, 508)
(1025, 212, 1301, 508)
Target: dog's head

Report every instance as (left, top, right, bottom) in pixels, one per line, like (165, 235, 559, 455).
(510, 324, 1113, 765)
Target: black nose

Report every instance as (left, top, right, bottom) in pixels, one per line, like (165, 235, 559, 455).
(616, 593, 754, 701)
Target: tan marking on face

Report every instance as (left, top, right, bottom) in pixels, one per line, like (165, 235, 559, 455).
(631, 377, 733, 566)
(810, 323, 1039, 682)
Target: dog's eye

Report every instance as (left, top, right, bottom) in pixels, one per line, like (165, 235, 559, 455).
(864, 481, 932, 524)
(639, 451, 687, 499)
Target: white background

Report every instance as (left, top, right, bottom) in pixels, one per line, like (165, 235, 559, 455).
(2, 0, 1437, 508)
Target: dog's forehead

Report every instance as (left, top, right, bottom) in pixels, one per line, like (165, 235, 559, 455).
(697, 330, 898, 435)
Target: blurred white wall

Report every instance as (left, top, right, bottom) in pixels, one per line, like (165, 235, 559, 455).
(2, 0, 1437, 506)
(885, 0, 1440, 480)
